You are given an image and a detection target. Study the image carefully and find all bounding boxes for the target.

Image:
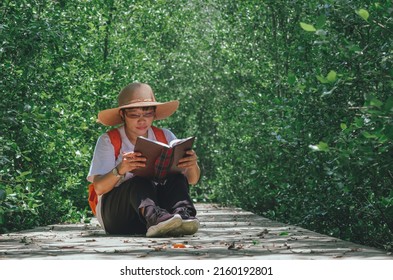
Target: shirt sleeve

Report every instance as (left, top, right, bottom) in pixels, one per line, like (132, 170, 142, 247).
(87, 133, 116, 183)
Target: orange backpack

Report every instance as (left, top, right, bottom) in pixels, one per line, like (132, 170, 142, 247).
(88, 126, 168, 215)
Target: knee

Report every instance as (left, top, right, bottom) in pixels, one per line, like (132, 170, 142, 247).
(124, 176, 157, 197)
(167, 173, 188, 185)
(128, 176, 155, 189)
(131, 176, 153, 185)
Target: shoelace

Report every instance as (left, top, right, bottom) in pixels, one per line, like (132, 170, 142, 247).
(176, 207, 191, 219)
(155, 207, 167, 218)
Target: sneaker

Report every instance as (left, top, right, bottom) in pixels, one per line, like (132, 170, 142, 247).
(145, 206, 182, 237)
(168, 207, 200, 236)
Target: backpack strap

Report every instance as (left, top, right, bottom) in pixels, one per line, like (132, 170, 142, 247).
(88, 128, 122, 216)
(151, 125, 168, 145)
(107, 128, 122, 159)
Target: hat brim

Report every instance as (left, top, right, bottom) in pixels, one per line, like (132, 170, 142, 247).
(97, 100, 179, 126)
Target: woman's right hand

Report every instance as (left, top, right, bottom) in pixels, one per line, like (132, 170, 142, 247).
(93, 152, 146, 196)
(117, 152, 146, 175)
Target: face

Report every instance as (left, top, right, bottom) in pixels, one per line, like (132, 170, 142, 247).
(120, 107, 156, 138)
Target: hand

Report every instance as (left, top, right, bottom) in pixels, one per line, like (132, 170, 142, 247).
(177, 149, 198, 170)
(118, 152, 146, 174)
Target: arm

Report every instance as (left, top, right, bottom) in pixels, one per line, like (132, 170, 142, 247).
(92, 171, 122, 196)
(93, 152, 146, 195)
(177, 149, 200, 185)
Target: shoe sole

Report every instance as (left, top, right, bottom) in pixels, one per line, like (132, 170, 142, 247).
(146, 214, 182, 238)
(168, 219, 200, 236)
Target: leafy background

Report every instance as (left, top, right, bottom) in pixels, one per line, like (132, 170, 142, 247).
(1, 0, 392, 251)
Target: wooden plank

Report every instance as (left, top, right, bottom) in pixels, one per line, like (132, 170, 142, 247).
(0, 204, 391, 259)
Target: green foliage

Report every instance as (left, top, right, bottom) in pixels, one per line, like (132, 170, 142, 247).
(1, 0, 392, 252)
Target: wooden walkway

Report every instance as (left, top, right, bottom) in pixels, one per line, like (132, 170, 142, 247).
(0, 204, 391, 260)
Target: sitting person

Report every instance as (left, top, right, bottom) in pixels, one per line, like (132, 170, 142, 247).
(87, 82, 200, 237)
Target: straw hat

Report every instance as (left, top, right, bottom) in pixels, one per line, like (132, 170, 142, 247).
(97, 83, 179, 126)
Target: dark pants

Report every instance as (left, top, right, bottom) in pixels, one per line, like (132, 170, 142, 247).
(101, 174, 196, 234)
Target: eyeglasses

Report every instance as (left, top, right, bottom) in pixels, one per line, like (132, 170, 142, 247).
(123, 110, 155, 119)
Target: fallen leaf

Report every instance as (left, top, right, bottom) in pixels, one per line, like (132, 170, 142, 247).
(228, 242, 244, 250)
(173, 243, 186, 249)
(58, 246, 76, 249)
(257, 229, 269, 237)
(154, 246, 166, 251)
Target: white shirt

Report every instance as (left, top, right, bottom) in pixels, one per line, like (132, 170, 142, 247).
(87, 126, 176, 230)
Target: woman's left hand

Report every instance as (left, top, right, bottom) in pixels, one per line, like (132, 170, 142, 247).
(177, 149, 198, 169)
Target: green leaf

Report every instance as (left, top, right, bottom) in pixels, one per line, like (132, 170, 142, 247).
(22, 126, 30, 134)
(317, 71, 337, 83)
(16, 170, 32, 178)
(326, 70, 337, 82)
(309, 141, 329, 152)
(0, 190, 5, 201)
(370, 98, 383, 108)
(385, 126, 393, 140)
(378, 135, 388, 143)
(362, 132, 378, 139)
(300, 22, 316, 32)
(316, 75, 329, 83)
(354, 117, 364, 128)
(287, 72, 296, 85)
(356, 9, 369, 21)
(317, 141, 329, 151)
(383, 96, 393, 112)
(340, 123, 347, 130)
(315, 15, 327, 29)
(279, 231, 289, 236)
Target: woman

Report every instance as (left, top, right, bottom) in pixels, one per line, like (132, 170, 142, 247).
(87, 82, 200, 237)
